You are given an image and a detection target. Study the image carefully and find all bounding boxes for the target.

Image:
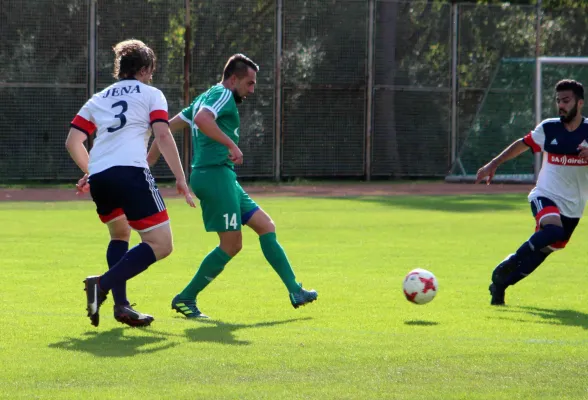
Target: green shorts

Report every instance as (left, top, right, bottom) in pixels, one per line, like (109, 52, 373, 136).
(190, 166, 259, 232)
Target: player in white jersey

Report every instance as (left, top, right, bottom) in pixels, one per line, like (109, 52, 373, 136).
(476, 79, 588, 306)
(65, 39, 195, 327)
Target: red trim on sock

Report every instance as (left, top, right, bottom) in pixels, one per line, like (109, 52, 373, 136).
(550, 240, 568, 249)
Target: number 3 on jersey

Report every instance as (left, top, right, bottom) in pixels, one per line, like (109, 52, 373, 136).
(108, 100, 128, 133)
(223, 213, 238, 229)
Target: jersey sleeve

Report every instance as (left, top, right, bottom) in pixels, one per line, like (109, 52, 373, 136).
(149, 89, 169, 125)
(522, 122, 545, 153)
(201, 87, 232, 119)
(71, 101, 97, 136)
(180, 102, 193, 124)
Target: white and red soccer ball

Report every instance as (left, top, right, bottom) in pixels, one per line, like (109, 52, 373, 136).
(403, 268, 438, 305)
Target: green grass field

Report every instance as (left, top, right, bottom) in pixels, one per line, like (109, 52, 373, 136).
(1, 194, 588, 399)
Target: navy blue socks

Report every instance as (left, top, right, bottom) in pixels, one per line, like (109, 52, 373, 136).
(99, 243, 156, 296)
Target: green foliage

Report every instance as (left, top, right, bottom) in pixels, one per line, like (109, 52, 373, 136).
(4, 0, 588, 181)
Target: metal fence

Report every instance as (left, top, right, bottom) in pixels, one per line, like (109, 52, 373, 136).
(1, 0, 587, 181)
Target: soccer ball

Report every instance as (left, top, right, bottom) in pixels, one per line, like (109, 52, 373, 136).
(403, 268, 438, 305)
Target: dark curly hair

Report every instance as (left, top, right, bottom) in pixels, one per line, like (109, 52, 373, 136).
(112, 39, 156, 79)
(555, 79, 584, 100)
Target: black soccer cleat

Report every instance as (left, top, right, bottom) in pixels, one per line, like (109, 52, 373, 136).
(84, 275, 108, 327)
(290, 284, 318, 309)
(492, 254, 517, 287)
(114, 304, 154, 327)
(489, 283, 506, 306)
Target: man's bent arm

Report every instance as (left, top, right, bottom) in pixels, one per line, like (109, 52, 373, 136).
(193, 109, 238, 150)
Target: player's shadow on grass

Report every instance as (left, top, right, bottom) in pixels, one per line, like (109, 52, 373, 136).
(184, 317, 312, 346)
(496, 306, 588, 330)
(334, 194, 526, 213)
(404, 320, 439, 326)
(49, 327, 178, 357)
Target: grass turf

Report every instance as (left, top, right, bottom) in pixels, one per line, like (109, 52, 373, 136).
(1, 194, 587, 399)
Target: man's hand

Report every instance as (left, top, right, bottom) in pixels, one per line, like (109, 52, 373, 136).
(76, 174, 90, 195)
(228, 144, 243, 165)
(176, 180, 196, 208)
(475, 160, 498, 185)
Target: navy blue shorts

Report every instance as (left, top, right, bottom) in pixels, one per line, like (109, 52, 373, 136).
(89, 166, 168, 232)
(530, 196, 579, 249)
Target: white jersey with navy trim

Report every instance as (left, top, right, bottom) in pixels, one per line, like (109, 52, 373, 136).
(71, 79, 169, 175)
(523, 117, 588, 217)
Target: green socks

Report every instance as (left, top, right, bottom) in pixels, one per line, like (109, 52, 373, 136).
(178, 234, 299, 300)
(259, 232, 300, 293)
(178, 247, 231, 300)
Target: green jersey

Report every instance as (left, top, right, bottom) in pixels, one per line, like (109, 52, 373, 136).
(180, 84, 240, 168)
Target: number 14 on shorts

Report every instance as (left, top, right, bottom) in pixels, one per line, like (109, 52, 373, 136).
(223, 213, 238, 229)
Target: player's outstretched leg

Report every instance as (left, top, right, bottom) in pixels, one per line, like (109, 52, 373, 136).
(259, 232, 318, 309)
(490, 250, 550, 306)
(114, 304, 154, 327)
(489, 226, 560, 306)
(245, 207, 318, 309)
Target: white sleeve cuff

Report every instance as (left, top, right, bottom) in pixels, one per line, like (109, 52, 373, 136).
(179, 113, 191, 124)
(200, 105, 218, 119)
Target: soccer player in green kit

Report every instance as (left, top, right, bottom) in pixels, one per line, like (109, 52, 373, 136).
(149, 54, 318, 318)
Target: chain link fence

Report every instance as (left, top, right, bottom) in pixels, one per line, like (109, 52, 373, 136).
(373, 0, 452, 177)
(1, 0, 586, 181)
(0, 0, 88, 181)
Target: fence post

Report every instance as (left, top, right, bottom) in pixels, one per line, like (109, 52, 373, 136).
(533, 0, 542, 181)
(87, 0, 97, 150)
(274, 0, 283, 181)
(450, 2, 458, 167)
(365, 0, 375, 181)
(183, 0, 192, 174)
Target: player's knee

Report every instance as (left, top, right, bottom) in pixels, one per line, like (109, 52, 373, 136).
(148, 240, 173, 261)
(247, 210, 275, 236)
(158, 240, 174, 259)
(542, 224, 567, 241)
(108, 220, 131, 241)
(541, 224, 568, 252)
(233, 241, 243, 256)
(140, 229, 173, 260)
(110, 227, 131, 242)
(224, 241, 242, 257)
(266, 218, 276, 232)
(220, 233, 242, 257)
